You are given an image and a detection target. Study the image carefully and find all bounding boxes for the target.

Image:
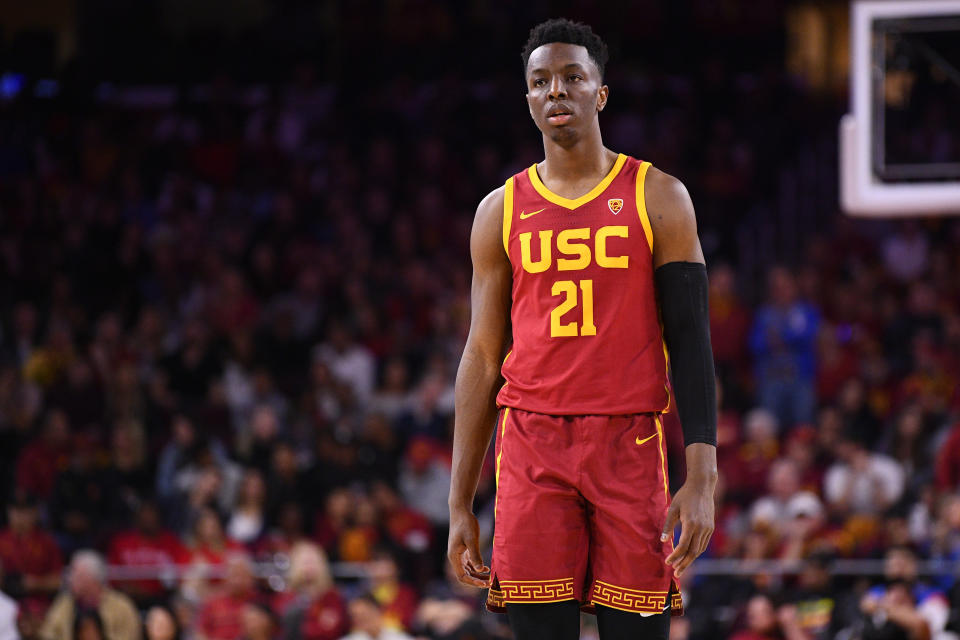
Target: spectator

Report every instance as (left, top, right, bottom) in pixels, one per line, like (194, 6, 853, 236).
(156, 415, 233, 514)
(0, 492, 62, 598)
(724, 408, 780, 503)
(856, 545, 952, 640)
(237, 404, 283, 472)
(185, 508, 244, 574)
(103, 420, 153, 518)
(780, 551, 855, 639)
(40, 551, 141, 640)
(194, 553, 258, 640)
(708, 263, 751, 379)
(882, 221, 929, 283)
(239, 603, 275, 640)
(369, 360, 412, 422)
(265, 442, 312, 518)
(397, 438, 450, 528)
(778, 491, 828, 562)
(366, 550, 418, 632)
(47, 434, 115, 556)
(934, 421, 960, 493)
(883, 404, 934, 493)
(72, 611, 106, 640)
(749, 266, 820, 429)
(167, 444, 242, 534)
(279, 542, 349, 640)
(858, 581, 931, 640)
(836, 377, 881, 451)
(341, 594, 413, 640)
(144, 606, 182, 640)
(749, 458, 801, 533)
(315, 489, 354, 558)
(313, 324, 375, 403)
(226, 469, 267, 545)
(17, 599, 45, 640)
(252, 501, 307, 561)
(824, 436, 905, 516)
(14, 410, 71, 501)
(106, 501, 186, 606)
(729, 594, 806, 640)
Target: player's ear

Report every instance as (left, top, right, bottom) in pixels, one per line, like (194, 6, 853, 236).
(597, 85, 609, 112)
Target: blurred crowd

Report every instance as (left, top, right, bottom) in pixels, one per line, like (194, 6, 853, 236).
(1, 15, 960, 640)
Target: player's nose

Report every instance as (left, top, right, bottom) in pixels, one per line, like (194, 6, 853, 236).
(548, 76, 567, 100)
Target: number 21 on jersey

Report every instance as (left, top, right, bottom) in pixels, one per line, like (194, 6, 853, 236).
(551, 280, 596, 337)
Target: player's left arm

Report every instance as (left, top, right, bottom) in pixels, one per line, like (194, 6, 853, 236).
(645, 167, 718, 578)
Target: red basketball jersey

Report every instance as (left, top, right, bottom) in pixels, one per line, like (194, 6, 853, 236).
(496, 154, 670, 415)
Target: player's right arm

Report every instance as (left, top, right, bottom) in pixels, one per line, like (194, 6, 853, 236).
(447, 185, 512, 588)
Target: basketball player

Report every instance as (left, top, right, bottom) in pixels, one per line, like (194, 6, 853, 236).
(447, 19, 718, 640)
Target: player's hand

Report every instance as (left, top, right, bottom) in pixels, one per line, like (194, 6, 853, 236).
(447, 507, 490, 588)
(662, 479, 715, 578)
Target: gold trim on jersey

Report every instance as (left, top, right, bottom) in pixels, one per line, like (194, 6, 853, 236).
(494, 408, 510, 518)
(640, 161, 671, 413)
(503, 177, 514, 257)
(527, 153, 627, 210)
(635, 161, 654, 253)
(654, 414, 670, 504)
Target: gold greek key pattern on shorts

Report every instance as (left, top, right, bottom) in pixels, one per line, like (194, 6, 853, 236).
(590, 580, 671, 613)
(487, 586, 505, 610)
(496, 578, 575, 603)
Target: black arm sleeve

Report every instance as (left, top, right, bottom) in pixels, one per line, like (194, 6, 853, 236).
(654, 261, 717, 447)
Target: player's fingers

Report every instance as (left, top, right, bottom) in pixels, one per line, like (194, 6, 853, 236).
(674, 550, 696, 577)
(665, 523, 693, 566)
(661, 504, 680, 542)
(458, 548, 490, 587)
(466, 538, 488, 574)
(675, 527, 713, 577)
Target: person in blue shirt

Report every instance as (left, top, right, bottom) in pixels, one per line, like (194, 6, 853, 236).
(749, 266, 820, 431)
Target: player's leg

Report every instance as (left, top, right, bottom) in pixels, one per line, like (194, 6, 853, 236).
(506, 601, 581, 640)
(487, 409, 587, 638)
(596, 606, 670, 640)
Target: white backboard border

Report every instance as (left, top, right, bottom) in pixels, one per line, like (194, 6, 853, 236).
(840, 0, 960, 217)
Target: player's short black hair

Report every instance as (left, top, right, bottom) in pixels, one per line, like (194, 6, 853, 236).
(521, 18, 609, 79)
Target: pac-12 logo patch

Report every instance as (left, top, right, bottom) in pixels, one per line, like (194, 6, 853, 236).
(608, 198, 623, 215)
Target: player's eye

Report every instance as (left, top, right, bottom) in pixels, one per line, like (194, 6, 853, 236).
(569, 75, 583, 82)
(533, 79, 546, 87)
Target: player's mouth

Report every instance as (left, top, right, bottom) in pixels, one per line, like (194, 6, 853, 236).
(546, 106, 573, 125)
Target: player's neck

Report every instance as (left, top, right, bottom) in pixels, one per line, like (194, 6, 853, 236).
(540, 128, 615, 186)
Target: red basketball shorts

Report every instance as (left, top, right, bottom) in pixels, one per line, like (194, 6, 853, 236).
(487, 408, 683, 617)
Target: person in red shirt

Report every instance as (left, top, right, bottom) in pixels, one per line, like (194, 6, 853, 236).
(107, 501, 188, 605)
(194, 553, 258, 640)
(935, 421, 960, 492)
(15, 409, 72, 500)
(0, 492, 62, 598)
(367, 548, 418, 632)
(275, 542, 349, 640)
(709, 263, 751, 378)
(186, 508, 244, 571)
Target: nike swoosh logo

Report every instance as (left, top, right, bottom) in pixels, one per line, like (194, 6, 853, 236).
(636, 433, 657, 446)
(519, 208, 546, 220)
